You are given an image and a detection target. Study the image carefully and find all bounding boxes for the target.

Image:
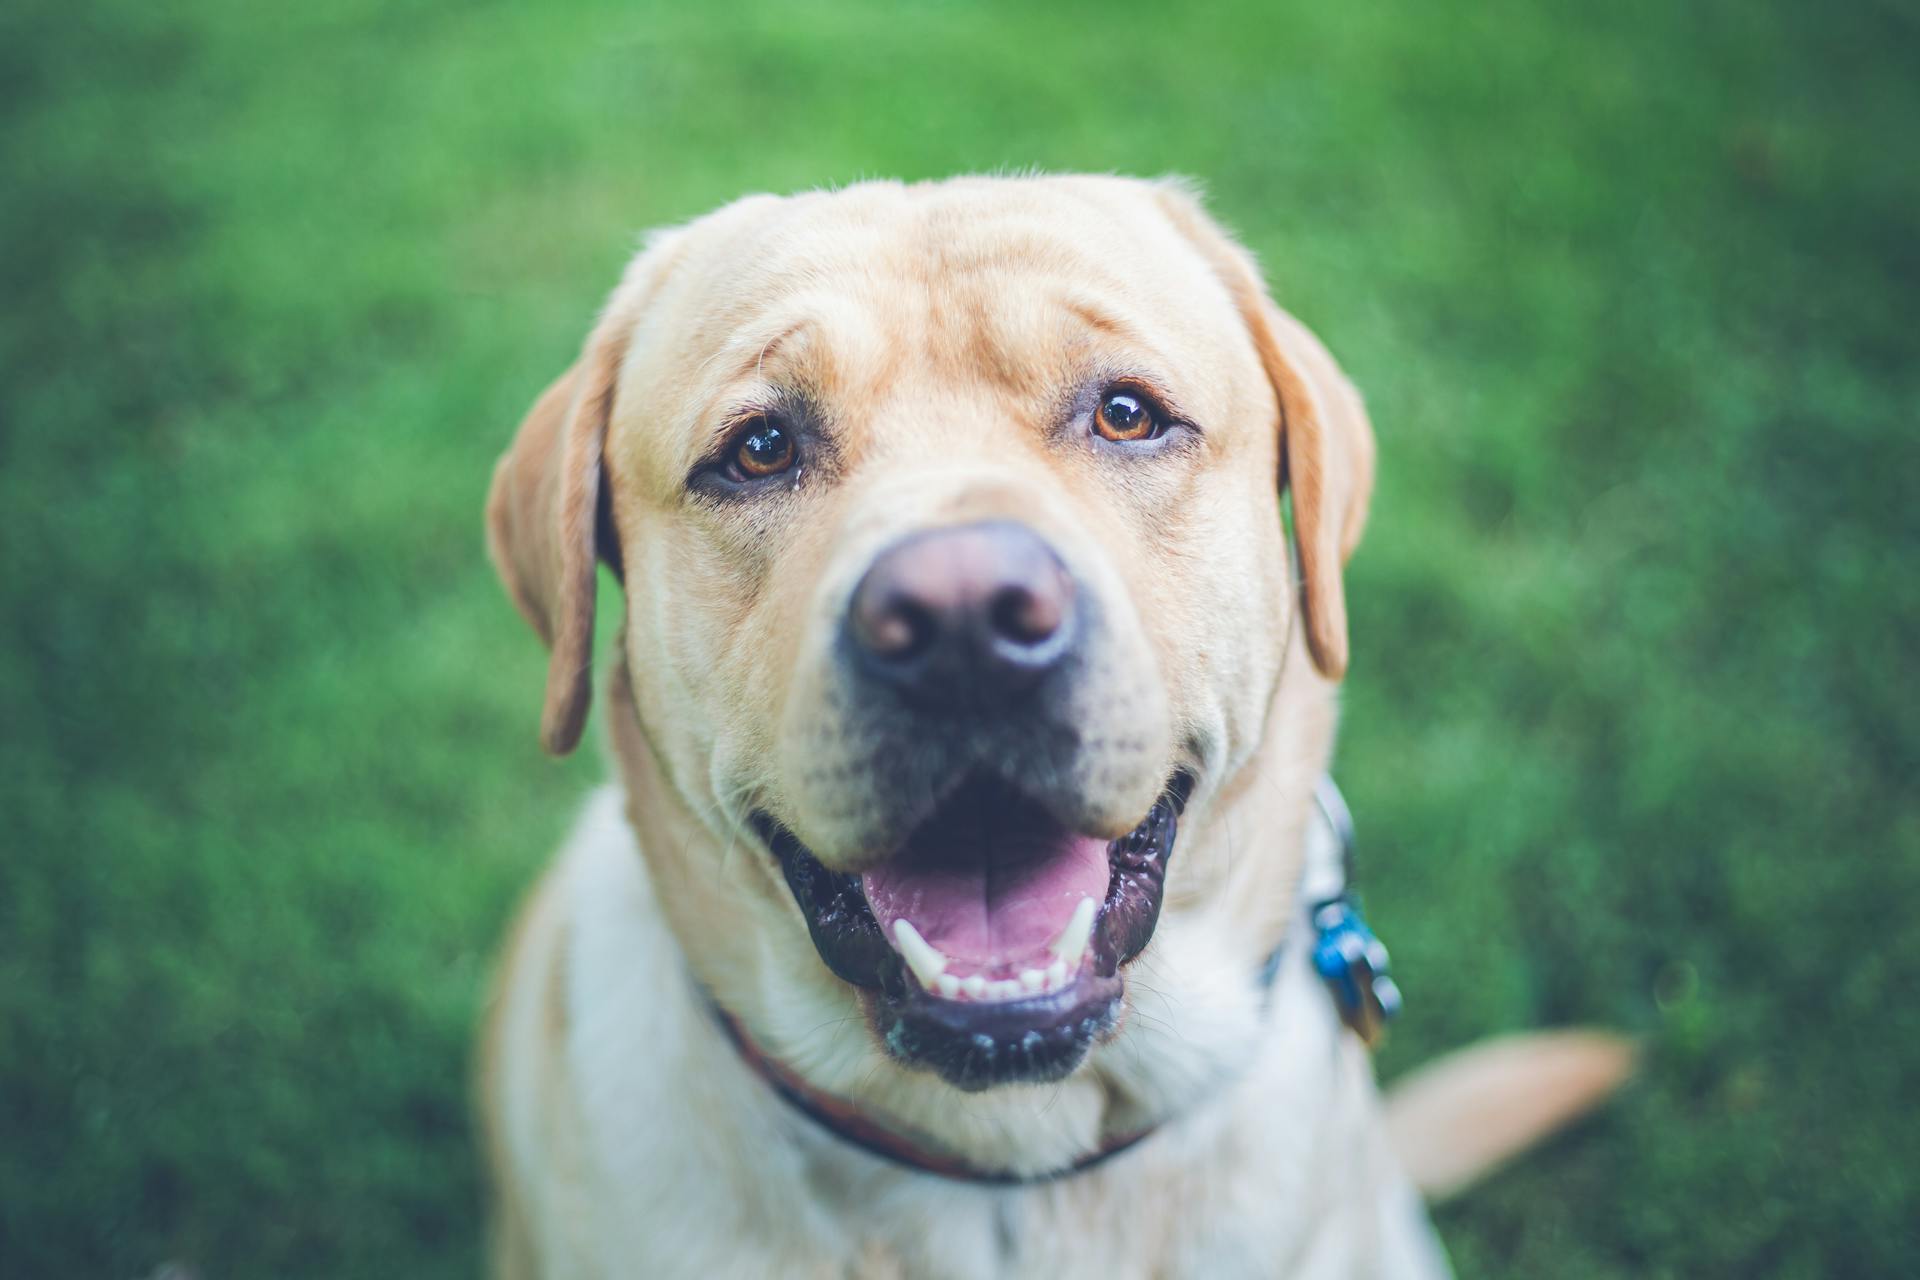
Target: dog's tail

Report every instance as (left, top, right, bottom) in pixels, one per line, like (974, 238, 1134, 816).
(1383, 1030, 1635, 1202)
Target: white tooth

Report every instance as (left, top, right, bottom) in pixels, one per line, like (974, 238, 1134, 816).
(1049, 897, 1099, 966)
(962, 975, 988, 999)
(892, 919, 948, 991)
(1046, 960, 1068, 990)
(991, 980, 1022, 1002)
(1020, 969, 1045, 993)
(937, 973, 962, 999)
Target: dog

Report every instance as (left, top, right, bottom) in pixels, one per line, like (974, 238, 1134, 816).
(479, 174, 1631, 1278)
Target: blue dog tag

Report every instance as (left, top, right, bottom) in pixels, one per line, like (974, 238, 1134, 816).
(1311, 897, 1401, 1047)
(1307, 777, 1401, 1047)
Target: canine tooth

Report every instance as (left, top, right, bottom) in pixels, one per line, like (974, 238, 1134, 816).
(962, 975, 988, 999)
(1046, 960, 1068, 990)
(1049, 897, 1099, 966)
(937, 973, 962, 999)
(1020, 969, 1045, 993)
(892, 919, 948, 991)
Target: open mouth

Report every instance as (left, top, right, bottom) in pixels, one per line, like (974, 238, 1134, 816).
(754, 770, 1192, 1090)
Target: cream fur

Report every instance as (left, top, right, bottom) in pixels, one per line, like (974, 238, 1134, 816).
(478, 175, 1614, 1278)
(482, 781, 1448, 1278)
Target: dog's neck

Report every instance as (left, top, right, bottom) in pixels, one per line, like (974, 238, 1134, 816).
(708, 1000, 1163, 1184)
(601, 645, 1339, 1178)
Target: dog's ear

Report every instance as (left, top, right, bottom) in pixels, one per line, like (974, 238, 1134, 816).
(486, 233, 685, 754)
(1154, 183, 1377, 680)
(486, 337, 618, 755)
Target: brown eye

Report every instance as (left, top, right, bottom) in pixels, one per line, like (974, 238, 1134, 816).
(1094, 388, 1160, 442)
(731, 418, 796, 478)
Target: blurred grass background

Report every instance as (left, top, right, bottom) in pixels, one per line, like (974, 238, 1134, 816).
(3, 0, 1916, 1274)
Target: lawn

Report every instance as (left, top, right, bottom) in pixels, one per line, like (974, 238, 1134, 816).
(3, 0, 1915, 1275)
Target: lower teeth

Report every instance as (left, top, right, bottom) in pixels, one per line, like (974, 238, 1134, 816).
(924, 962, 1076, 1003)
(895, 895, 1098, 1003)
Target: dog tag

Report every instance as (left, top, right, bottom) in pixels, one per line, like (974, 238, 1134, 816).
(1311, 897, 1402, 1048)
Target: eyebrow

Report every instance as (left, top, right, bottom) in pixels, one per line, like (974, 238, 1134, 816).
(1058, 293, 1146, 344)
(724, 315, 811, 385)
(679, 318, 816, 456)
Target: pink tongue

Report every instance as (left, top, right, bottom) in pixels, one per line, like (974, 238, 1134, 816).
(861, 795, 1110, 975)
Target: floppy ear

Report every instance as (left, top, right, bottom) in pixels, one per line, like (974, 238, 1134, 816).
(487, 229, 693, 753)
(1154, 184, 1377, 679)
(485, 310, 631, 755)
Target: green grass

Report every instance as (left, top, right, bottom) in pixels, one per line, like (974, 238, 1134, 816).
(3, 0, 1915, 1274)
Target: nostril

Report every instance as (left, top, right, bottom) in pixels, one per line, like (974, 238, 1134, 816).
(861, 595, 935, 661)
(988, 583, 1062, 648)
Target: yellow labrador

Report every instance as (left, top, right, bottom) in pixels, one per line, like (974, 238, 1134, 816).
(480, 175, 1629, 1278)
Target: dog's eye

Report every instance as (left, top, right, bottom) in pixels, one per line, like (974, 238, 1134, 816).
(1093, 389, 1163, 443)
(729, 417, 797, 479)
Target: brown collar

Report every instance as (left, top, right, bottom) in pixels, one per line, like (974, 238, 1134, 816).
(712, 1004, 1157, 1185)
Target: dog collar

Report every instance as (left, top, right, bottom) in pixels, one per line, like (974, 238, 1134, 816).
(713, 1003, 1159, 1185)
(1288, 776, 1403, 1047)
(714, 776, 1399, 1185)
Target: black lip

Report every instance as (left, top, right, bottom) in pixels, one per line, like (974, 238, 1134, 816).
(753, 771, 1191, 1090)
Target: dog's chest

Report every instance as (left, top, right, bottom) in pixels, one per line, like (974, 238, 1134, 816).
(554, 793, 1443, 1279)
(786, 1003, 1399, 1280)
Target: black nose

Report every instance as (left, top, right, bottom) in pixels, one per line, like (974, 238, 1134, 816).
(846, 520, 1078, 709)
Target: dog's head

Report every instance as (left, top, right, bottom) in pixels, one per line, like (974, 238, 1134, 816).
(488, 176, 1373, 1166)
